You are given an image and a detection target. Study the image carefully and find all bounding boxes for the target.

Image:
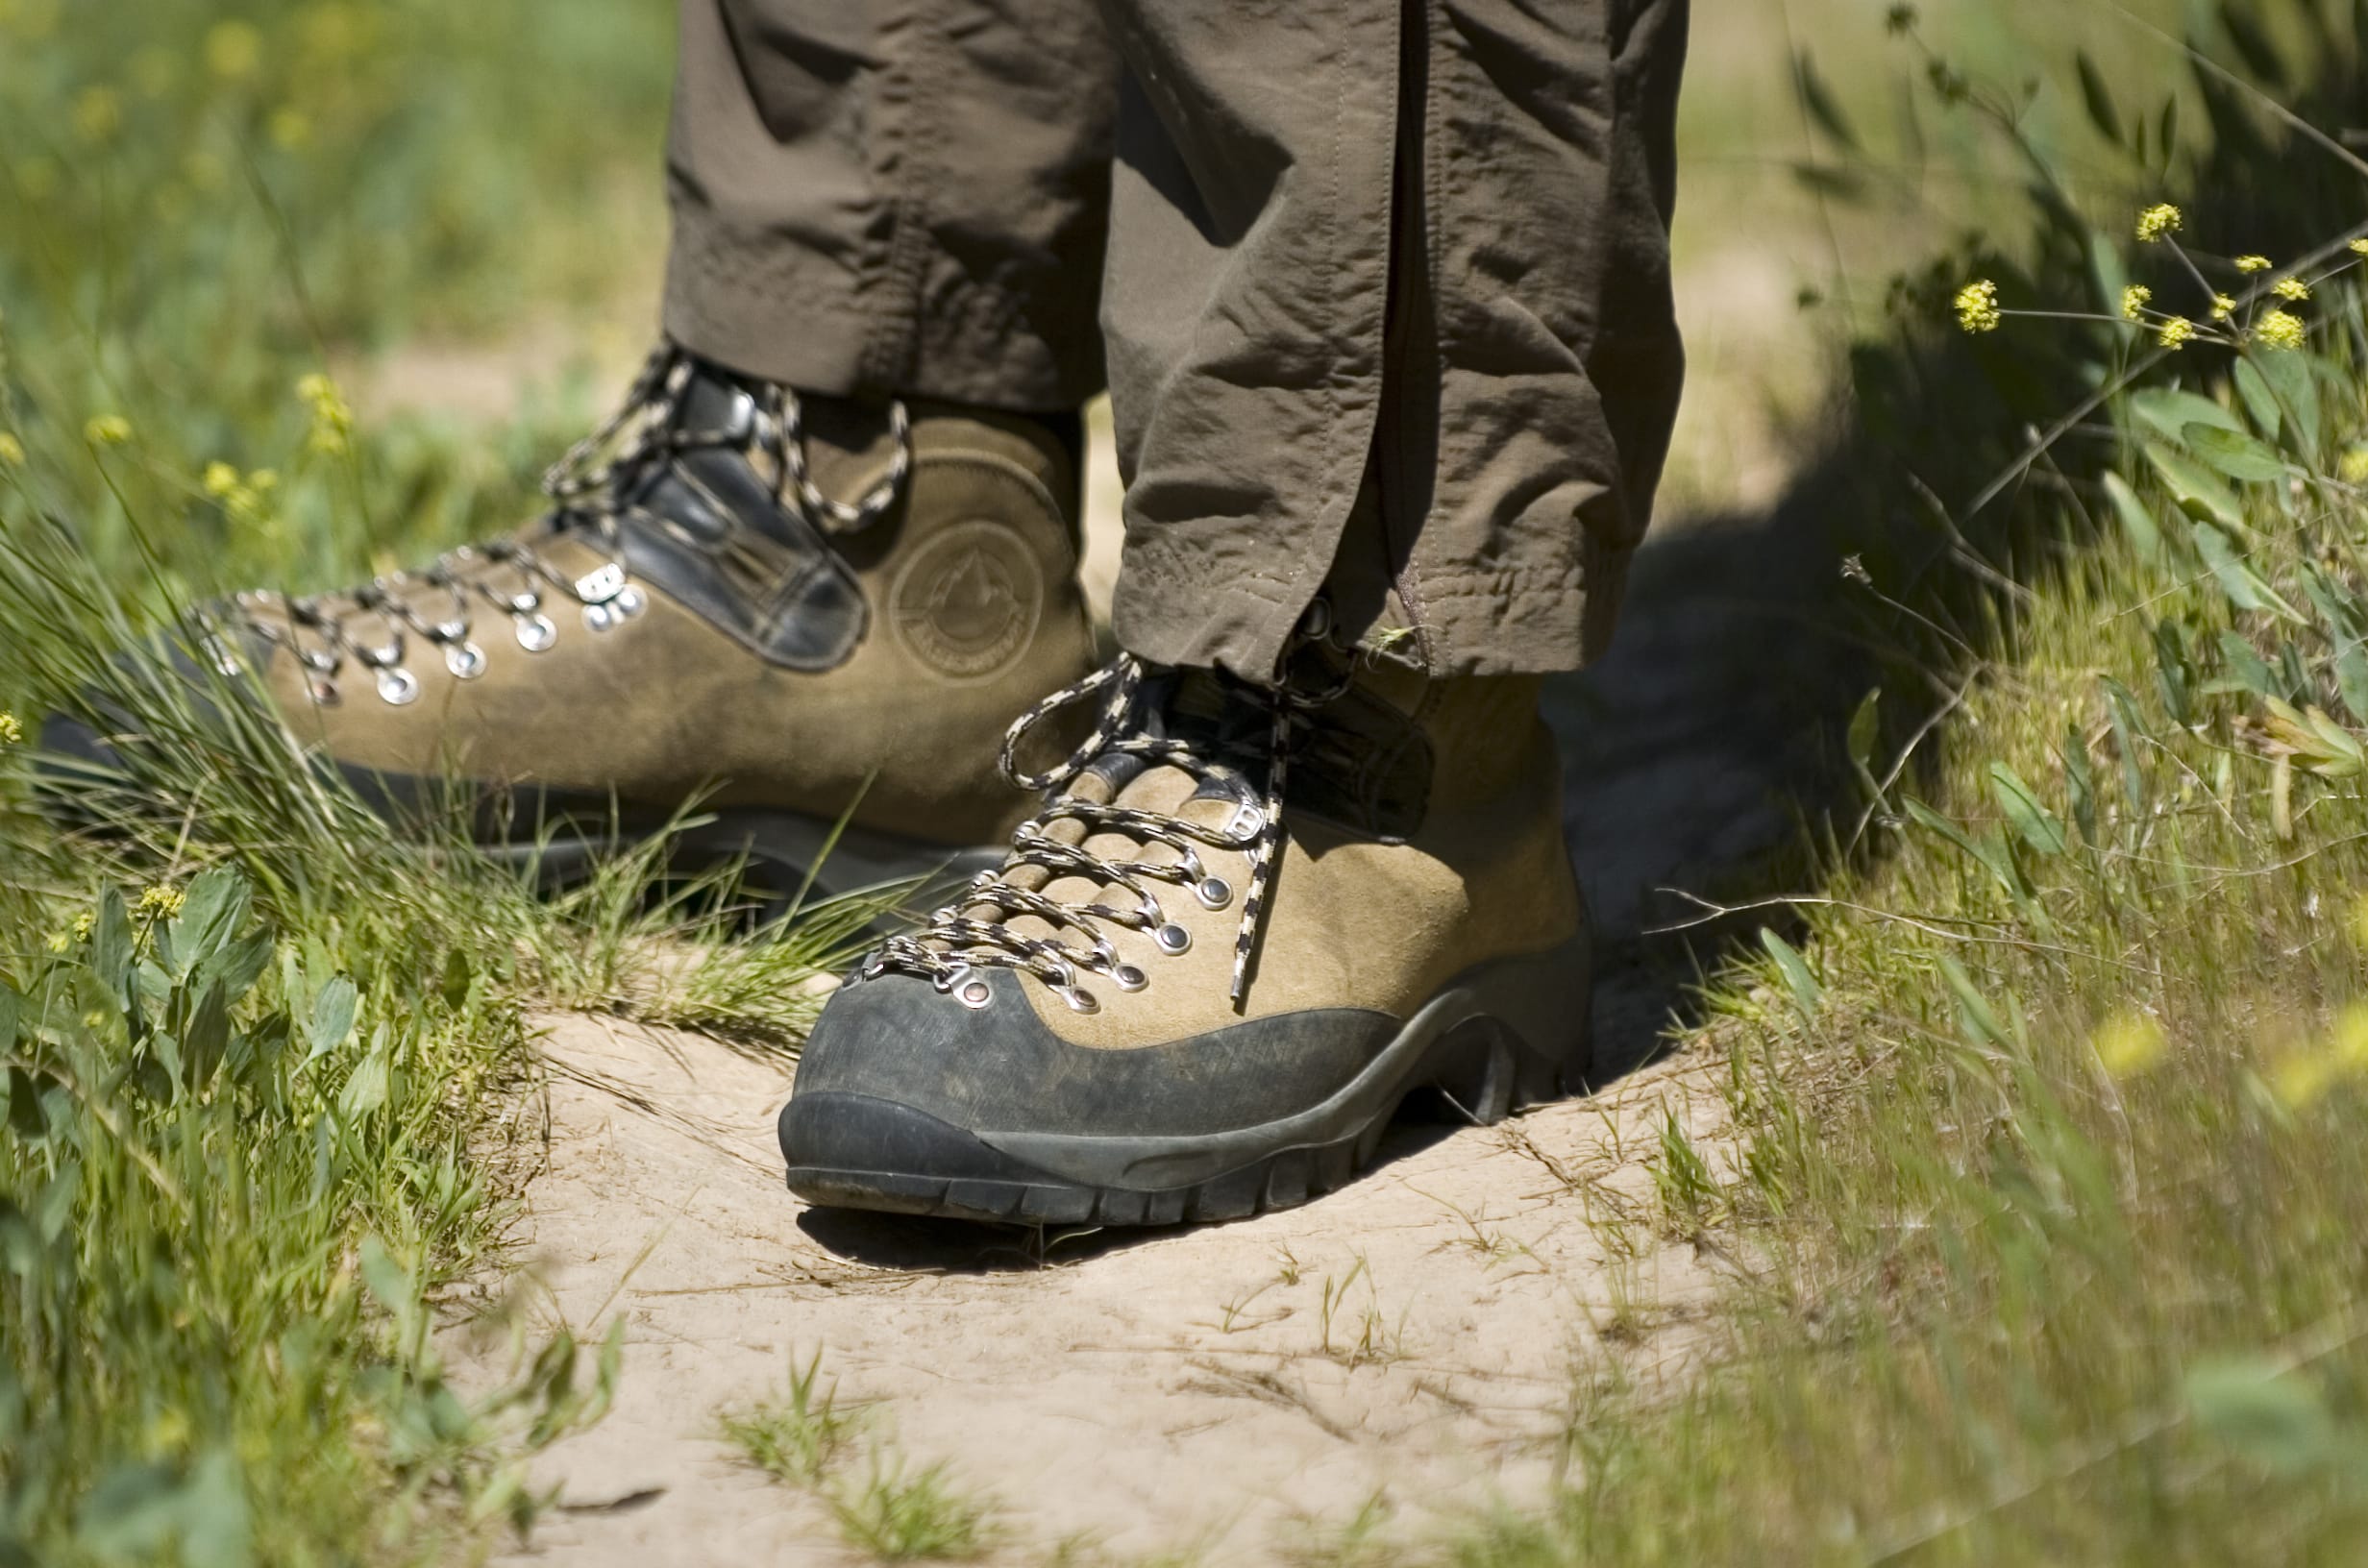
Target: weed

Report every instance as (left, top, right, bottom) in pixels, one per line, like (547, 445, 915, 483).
(827, 1454, 994, 1562)
(720, 1351, 865, 1487)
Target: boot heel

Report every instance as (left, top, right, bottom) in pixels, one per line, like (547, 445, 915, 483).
(1467, 930, 1593, 1103)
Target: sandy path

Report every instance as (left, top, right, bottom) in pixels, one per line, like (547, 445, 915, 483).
(456, 1011, 1730, 1565)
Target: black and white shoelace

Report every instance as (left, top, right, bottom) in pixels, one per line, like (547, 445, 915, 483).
(233, 344, 910, 707)
(863, 642, 1350, 1013)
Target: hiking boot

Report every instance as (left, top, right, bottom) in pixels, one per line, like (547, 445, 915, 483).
(777, 620, 1592, 1224)
(41, 345, 1098, 896)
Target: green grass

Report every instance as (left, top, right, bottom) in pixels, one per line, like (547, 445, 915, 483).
(0, 3, 880, 1562)
(10, 0, 2368, 1561)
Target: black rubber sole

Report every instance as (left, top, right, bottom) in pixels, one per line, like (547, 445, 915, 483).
(781, 932, 1592, 1226)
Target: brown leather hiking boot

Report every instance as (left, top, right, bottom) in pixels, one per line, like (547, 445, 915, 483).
(777, 620, 1593, 1223)
(43, 346, 1098, 894)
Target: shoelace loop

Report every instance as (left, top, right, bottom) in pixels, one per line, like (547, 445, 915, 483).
(868, 640, 1348, 1010)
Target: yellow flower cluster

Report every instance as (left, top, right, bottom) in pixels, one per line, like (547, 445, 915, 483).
(2352, 239, 2368, 257)
(298, 373, 354, 455)
(2274, 277, 2311, 302)
(2134, 204, 2183, 242)
(48, 910, 96, 952)
(2158, 317, 2196, 351)
(0, 712, 20, 746)
(2209, 293, 2237, 322)
(85, 414, 132, 447)
(2235, 255, 2273, 274)
(203, 460, 280, 520)
(1955, 279, 2002, 334)
(0, 431, 23, 466)
(206, 20, 263, 82)
(136, 885, 186, 921)
(2255, 309, 2306, 352)
(2093, 1013, 2167, 1079)
(2341, 447, 2368, 485)
(2119, 284, 2152, 321)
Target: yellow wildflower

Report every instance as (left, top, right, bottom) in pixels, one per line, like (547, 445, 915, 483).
(0, 712, 20, 745)
(2120, 284, 2153, 321)
(84, 415, 132, 446)
(269, 109, 312, 151)
(2236, 255, 2273, 273)
(2340, 447, 2368, 485)
(72, 86, 121, 143)
(2352, 239, 2368, 257)
(73, 912, 94, 942)
(0, 431, 24, 466)
(2274, 277, 2310, 302)
(203, 460, 241, 497)
(298, 373, 354, 455)
(205, 20, 263, 81)
(1954, 279, 2002, 334)
(248, 468, 279, 491)
(2093, 1013, 2168, 1079)
(44, 930, 70, 955)
(2157, 317, 2196, 351)
(2135, 203, 2183, 242)
(136, 885, 185, 921)
(2255, 309, 2306, 352)
(2209, 293, 2238, 322)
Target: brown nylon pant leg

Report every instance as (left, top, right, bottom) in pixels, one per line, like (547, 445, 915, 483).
(663, 0, 1118, 411)
(1099, 0, 1688, 677)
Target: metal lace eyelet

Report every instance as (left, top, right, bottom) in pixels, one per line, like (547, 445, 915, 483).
(444, 641, 487, 680)
(1154, 923, 1192, 956)
(307, 677, 341, 708)
(375, 666, 421, 706)
(583, 602, 617, 633)
(1228, 804, 1266, 837)
(612, 585, 647, 621)
(574, 562, 626, 604)
(957, 979, 994, 1010)
(1196, 878, 1233, 911)
(1054, 985, 1099, 1015)
(1110, 964, 1148, 993)
(514, 612, 557, 652)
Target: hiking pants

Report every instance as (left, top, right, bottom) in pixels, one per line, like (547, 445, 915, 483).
(663, 0, 1688, 678)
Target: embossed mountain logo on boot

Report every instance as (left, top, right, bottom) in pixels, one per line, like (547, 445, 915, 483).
(889, 520, 1046, 681)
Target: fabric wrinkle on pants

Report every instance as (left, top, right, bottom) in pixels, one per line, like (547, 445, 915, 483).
(664, 0, 1688, 680)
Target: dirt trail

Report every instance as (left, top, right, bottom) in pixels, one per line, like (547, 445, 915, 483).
(459, 1013, 1729, 1565)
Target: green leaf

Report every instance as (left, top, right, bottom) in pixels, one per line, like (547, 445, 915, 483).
(90, 889, 134, 1000)
(183, 980, 232, 1091)
(2153, 620, 2194, 725)
(2131, 389, 2243, 442)
(76, 1462, 185, 1556)
(2190, 522, 2301, 621)
(2075, 51, 2123, 142)
(2143, 443, 2246, 530)
(2102, 677, 2152, 819)
(1936, 955, 2012, 1049)
(2248, 346, 2322, 459)
(1847, 687, 1882, 775)
(2183, 422, 2288, 483)
(1759, 928, 1822, 1019)
(2217, 630, 2277, 698)
(168, 869, 250, 978)
(2186, 1358, 2337, 1477)
(338, 1033, 390, 1117)
(2062, 728, 2098, 845)
(1988, 763, 2068, 857)
(2335, 645, 2368, 726)
(308, 976, 358, 1062)
(179, 1447, 255, 1568)
(2232, 357, 2282, 440)
(2101, 471, 2165, 561)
